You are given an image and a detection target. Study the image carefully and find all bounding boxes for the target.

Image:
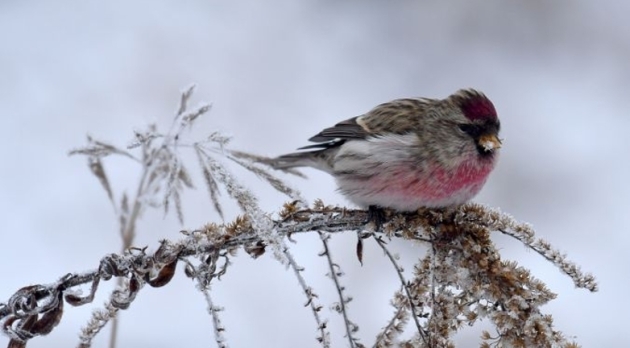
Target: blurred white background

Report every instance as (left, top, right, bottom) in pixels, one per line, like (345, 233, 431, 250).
(1, 1, 629, 347)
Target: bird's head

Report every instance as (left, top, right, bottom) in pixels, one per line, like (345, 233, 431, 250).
(449, 89, 502, 156)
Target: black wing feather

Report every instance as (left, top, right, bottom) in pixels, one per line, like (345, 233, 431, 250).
(308, 116, 368, 142)
(297, 139, 345, 150)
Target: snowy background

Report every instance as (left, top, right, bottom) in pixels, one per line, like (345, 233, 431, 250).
(1, 1, 629, 347)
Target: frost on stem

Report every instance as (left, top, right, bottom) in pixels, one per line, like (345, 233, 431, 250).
(201, 288, 228, 348)
(78, 302, 119, 348)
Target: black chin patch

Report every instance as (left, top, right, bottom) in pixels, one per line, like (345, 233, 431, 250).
(458, 120, 500, 157)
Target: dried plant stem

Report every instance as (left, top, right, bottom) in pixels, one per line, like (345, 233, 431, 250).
(284, 248, 330, 348)
(373, 236, 427, 344)
(319, 232, 357, 348)
(373, 295, 407, 348)
(456, 204, 598, 292)
(79, 300, 119, 347)
(427, 243, 438, 348)
(107, 317, 118, 348)
(200, 288, 228, 348)
(108, 161, 151, 348)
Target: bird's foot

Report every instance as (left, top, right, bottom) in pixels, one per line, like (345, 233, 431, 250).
(366, 205, 387, 231)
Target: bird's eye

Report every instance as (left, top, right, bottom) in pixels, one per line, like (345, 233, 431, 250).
(458, 124, 480, 137)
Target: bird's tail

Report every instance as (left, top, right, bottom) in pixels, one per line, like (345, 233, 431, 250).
(263, 150, 333, 174)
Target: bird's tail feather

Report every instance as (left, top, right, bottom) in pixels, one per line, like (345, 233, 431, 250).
(264, 150, 333, 174)
(266, 151, 318, 169)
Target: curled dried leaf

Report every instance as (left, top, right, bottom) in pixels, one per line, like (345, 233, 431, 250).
(147, 260, 178, 288)
(244, 241, 266, 259)
(64, 277, 100, 307)
(31, 294, 63, 335)
(129, 275, 141, 294)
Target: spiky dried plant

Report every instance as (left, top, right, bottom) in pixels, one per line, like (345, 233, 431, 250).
(0, 87, 597, 348)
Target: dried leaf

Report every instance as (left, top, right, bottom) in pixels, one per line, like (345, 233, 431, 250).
(69, 136, 136, 160)
(178, 166, 194, 188)
(147, 260, 178, 287)
(244, 241, 266, 259)
(118, 193, 129, 235)
(182, 103, 211, 125)
(31, 293, 63, 335)
(177, 84, 196, 117)
(65, 277, 100, 307)
(195, 147, 224, 220)
(127, 126, 161, 150)
(162, 155, 179, 217)
(173, 189, 184, 225)
(206, 131, 232, 146)
(227, 154, 305, 203)
(88, 157, 114, 204)
(356, 236, 364, 266)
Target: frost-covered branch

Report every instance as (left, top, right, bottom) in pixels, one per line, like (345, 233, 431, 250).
(0, 203, 597, 348)
(319, 232, 359, 348)
(284, 248, 330, 347)
(201, 288, 228, 348)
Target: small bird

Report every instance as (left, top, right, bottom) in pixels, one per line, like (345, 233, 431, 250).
(268, 89, 501, 212)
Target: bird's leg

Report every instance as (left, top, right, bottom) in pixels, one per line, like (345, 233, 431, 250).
(366, 205, 387, 231)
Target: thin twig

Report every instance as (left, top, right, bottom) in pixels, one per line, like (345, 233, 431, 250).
(373, 289, 408, 348)
(319, 232, 357, 348)
(373, 236, 427, 344)
(284, 248, 330, 348)
(79, 299, 120, 347)
(428, 237, 437, 348)
(200, 287, 228, 348)
(499, 228, 598, 291)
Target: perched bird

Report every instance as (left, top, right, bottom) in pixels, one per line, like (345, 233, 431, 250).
(268, 89, 501, 212)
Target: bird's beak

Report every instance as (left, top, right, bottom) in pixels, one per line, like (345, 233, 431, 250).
(478, 134, 502, 152)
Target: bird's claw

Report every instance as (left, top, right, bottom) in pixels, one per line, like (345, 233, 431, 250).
(366, 205, 387, 231)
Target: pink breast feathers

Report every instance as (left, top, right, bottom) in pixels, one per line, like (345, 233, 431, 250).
(425, 159, 495, 201)
(365, 158, 495, 209)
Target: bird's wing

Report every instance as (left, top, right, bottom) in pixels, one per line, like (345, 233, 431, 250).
(307, 116, 368, 143)
(298, 98, 433, 150)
